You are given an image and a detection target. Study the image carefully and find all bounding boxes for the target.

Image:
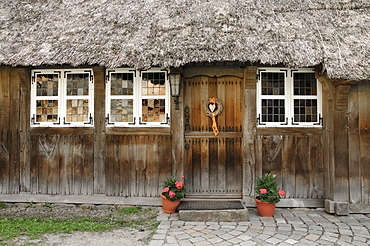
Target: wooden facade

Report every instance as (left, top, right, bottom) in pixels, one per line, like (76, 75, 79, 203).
(0, 64, 369, 214)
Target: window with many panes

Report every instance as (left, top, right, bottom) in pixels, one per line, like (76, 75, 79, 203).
(30, 69, 94, 127)
(257, 68, 322, 127)
(106, 68, 170, 127)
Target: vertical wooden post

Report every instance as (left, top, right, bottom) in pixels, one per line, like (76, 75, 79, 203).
(333, 85, 351, 204)
(243, 66, 257, 200)
(92, 67, 106, 194)
(17, 68, 31, 192)
(170, 70, 184, 177)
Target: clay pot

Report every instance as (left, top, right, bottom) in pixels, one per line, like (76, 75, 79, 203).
(255, 197, 276, 217)
(160, 194, 181, 213)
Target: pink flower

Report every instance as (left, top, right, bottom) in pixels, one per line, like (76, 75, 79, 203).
(175, 181, 184, 189)
(162, 187, 170, 193)
(180, 175, 185, 179)
(259, 188, 267, 194)
(169, 191, 176, 198)
(278, 190, 286, 196)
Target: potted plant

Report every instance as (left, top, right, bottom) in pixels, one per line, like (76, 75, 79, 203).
(161, 175, 185, 213)
(254, 173, 285, 217)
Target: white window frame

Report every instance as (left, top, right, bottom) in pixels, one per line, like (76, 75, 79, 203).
(30, 69, 94, 127)
(256, 68, 322, 127)
(105, 68, 170, 127)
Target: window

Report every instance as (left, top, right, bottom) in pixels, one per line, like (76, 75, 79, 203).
(106, 68, 170, 127)
(257, 68, 322, 127)
(30, 69, 94, 127)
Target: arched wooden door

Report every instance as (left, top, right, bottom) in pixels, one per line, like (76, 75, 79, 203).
(183, 75, 244, 198)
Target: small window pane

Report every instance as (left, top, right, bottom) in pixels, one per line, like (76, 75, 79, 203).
(142, 99, 166, 122)
(261, 73, 285, 95)
(66, 73, 89, 96)
(36, 100, 58, 122)
(36, 74, 58, 96)
(261, 99, 285, 122)
(110, 99, 134, 122)
(293, 99, 318, 122)
(142, 72, 166, 95)
(293, 73, 317, 95)
(66, 99, 89, 122)
(111, 73, 134, 95)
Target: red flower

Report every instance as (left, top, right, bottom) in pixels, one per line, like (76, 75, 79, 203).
(169, 191, 176, 198)
(278, 190, 286, 196)
(162, 187, 170, 193)
(175, 181, 184, 189)
(180, 175, 185, 179)
(259, 188, 267, 194)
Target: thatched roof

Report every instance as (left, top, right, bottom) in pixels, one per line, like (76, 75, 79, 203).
(0, 0, 369, 81)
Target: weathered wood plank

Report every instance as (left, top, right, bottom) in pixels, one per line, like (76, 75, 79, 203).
(0, 131, 10, 193)
(92, 67, 106, 194)
(333, 92, 349, 202)
(9, 69, 20, 193)
(200, 139, 209, 192)
(18, 68, 31, 193)
(281, 136, 295, 198)
(243, 66, 257, 197)
(358, 83, 370, 204)
(348, 85, 361, 203)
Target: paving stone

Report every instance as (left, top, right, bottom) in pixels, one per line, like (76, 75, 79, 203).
(189, 236, 206, 243)
(237, 233, 252, 241)
(227, 237, 243, 244)
(150, 240, 165, 246)
(284, 238, 299, 244)
(304, 233, 320, 241)
(153, 233, 166, 240)
(218, 232, 234, 240)
(240, 241, 257, 246)
(178, 240, 193, 246)
(266, 237, 281, 244)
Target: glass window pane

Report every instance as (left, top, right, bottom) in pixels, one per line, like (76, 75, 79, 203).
(110, 73, 134, 95)
(293, 73, 317, 95)
(293, 99, 318, 122)
(141, 99, 166, 122)
(110, 99, 134, 122)
(261, 99, 285, 122)
(66, 73, 89, 96)
(36, 74, 58, 96)
(141, 72, 166, 96)
(36, 100, 58, 122)
(261, 73, 285, 95)
(66, 99, 89, 122)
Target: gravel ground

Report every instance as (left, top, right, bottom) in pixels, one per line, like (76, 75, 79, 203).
(0, 203, 160, 246)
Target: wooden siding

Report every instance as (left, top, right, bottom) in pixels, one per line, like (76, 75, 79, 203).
(105, 134, 172, 197)
(348, 83, 370, 204)
(255, 134, 325, 199)
(30, 134, 94, 195)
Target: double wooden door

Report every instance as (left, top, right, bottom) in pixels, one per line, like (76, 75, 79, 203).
(183, 75, 244, 198)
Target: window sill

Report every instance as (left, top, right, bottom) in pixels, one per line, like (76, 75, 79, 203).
(256, 126, 323, 136)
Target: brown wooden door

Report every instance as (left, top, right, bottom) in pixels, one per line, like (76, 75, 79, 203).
(184, 75, 243, 198)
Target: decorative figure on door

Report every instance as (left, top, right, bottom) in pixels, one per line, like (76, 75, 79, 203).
(204, 97, 223, 136)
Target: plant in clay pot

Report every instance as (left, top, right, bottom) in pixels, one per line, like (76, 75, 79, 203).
(254, 173, 285, 217)
(161, 175, 185, 213)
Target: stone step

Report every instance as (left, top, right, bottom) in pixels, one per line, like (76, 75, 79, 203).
(178, 200, 249, 222)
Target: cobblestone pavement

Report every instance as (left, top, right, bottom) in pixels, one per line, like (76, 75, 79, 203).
(150, 208, 370, 246)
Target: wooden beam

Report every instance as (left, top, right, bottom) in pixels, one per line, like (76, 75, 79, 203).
(0, 193, 161, 206)
(92, 67, 106, 194)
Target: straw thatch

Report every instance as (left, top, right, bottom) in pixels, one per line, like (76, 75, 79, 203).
(0, 0, 369, 81)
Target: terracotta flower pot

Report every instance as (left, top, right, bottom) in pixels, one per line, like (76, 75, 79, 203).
(160, 194, 181, 213)
(255, 197, 276, 217)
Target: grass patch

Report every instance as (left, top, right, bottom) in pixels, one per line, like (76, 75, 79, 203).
(0, 206, 159, 244)
(0, 202, 6, 209)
